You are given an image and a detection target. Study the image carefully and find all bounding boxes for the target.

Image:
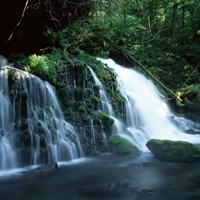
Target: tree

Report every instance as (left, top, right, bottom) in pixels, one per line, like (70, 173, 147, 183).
(55, 0, 200, 116)
(0, 0, 92, 55)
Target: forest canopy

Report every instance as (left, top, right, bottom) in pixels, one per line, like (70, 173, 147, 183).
(2, 0, 200, 117)
(55, 0, 200, 101)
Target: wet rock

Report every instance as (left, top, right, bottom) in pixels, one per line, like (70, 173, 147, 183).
(23, 162, 58, 174)
(108, 135, 139, 155)
(146, 139, 200, 162)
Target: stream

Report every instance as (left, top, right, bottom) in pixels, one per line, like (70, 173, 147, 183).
(1, 153, 200, 200)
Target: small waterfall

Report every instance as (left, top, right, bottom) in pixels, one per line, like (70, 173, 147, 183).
(0, 69, 17, 169)
(97, 58, 200, 151)
(87, 67, 113, 150)
(0, 62, 83, 170)
(88, 67, 114, 116)
(88, 66, 137, 148)
(89, 118, 97, 152)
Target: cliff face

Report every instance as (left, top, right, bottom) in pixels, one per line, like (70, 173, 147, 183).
(1, 53, 123, 162)
(0, 0, 91, 56)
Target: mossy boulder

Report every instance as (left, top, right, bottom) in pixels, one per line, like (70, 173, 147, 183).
(108, 135, 139, 155)
(146, 139, 200, 162)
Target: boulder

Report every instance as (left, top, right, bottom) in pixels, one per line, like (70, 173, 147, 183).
(108, 135, 139, 155)
(146, 139, 200, 162)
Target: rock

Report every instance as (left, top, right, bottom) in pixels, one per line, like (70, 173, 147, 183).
(98, 111, 115, 127)
(184, 129, 200, 135)
(108, 135, 139, 155)
(23, 162, 58, 174)
(146, 139, 200, 162)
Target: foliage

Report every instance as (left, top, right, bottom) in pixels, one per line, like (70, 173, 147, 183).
(8, 0, 200, 121)
(10, 50, 63, 84)
(25, 54, 57, 84)
(53, 0, 200, 102)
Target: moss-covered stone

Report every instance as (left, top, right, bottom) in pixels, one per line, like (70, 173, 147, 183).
(146, 139, 200, 162)
(108, 135, 139, 155)
(79, 105, 86, 113)
(89, 94, 100, 109)
(98, 111, 114, 127)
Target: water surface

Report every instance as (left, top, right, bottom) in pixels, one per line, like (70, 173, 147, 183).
(1, 153, 200, 200)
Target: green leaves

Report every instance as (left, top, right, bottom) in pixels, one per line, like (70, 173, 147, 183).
(26, 54, 57, 84)
(47, 0, 200, 102)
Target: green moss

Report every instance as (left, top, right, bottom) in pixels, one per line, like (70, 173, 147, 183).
(98, 111, 114, 127)
(90, 94, 100, 103)
(146, 139, 200, 162)
(108, 135, 139, 155)
(89, 95, 100, 110)
(79, 105, 85, 112)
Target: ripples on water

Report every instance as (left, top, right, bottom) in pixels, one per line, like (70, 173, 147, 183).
(1, 153, 200, 200)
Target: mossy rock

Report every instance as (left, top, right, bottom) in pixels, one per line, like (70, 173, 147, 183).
(89, 94, 100, 109)
(146, 139, 200, 162)
(108, 135, 139, 155)
(79, 105, 86, 113)
(98, 111, 114, 127)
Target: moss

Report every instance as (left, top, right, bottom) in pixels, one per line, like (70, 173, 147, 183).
(90, 94, 100, 103)
(79, 105, 86, 113)
(146, 139, 200, 162)
(98, 111, 114, 127)
(108, 135, 139, 155)
(90, 95, 100, 109)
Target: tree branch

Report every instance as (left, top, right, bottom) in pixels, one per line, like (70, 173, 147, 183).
(122, 49, 182, 102)
(0, 0, 29, 46)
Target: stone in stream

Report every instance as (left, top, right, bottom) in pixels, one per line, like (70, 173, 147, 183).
(146, 139, 200, 162)
(23, 162, 58, 174)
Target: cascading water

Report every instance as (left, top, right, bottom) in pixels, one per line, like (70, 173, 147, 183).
(98, 58, 200, 151)
(0, 67, 17, 170)
(89, 66, 143, 151)
(88, 67, 129, 140)
(0, 60, 83, 170)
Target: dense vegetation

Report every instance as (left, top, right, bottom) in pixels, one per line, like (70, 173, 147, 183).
(8, 0, 200, 121)
(0, 0, 92, 54)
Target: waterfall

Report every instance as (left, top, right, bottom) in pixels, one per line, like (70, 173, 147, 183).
(88, 67, 114, 116)
(88, 67, 126, 133)
(0, 61, 83, 170)
(97, 58, 200, 151)
(89, 66, 141, 149)
(0, 68, 17, 170)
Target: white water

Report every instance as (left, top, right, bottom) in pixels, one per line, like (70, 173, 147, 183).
(89, 66, 123, 127)
(98, 58, 200, 151)
(0, 62, 83, 170)
(0, 68, 17, 170)
(88, 67, 128, 147)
